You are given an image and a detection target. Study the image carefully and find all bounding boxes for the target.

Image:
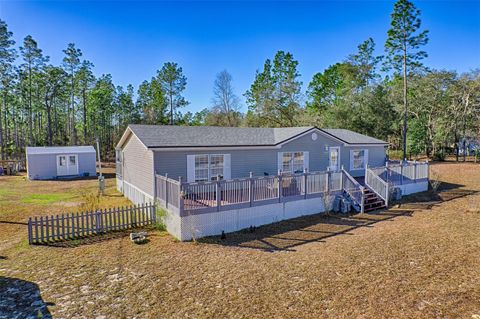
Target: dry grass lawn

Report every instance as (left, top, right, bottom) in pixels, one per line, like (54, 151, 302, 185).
(1, 163, 479, 318)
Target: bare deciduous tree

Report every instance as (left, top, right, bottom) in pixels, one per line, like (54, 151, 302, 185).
(211, 70, 242, 127)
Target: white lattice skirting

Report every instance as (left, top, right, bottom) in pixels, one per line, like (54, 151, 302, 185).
(165, 195, 335, 241)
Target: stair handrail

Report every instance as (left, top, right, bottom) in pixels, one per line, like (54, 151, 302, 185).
(341, 167, 365, 213)
(365, 166, 389, 207)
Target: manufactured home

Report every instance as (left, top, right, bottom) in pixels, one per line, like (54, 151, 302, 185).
(26, 146, 97, 180)
(116, 125, 388, 198)
(115, 125, 428, 240)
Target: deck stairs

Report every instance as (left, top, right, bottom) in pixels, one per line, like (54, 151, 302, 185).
(363, 187, 386, 212)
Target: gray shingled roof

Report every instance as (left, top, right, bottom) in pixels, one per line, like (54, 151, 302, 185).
(26, 146, 96, 155)
(128, 125, 314, 148)
(125, 125, 388, 148)
(322, 129, 387, 145)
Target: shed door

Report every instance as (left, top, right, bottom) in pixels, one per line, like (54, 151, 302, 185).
(56, 154, 78, 176)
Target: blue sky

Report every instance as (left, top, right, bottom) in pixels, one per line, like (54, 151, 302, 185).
(1, 1, 479, 113)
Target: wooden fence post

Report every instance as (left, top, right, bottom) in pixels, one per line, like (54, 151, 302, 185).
(95, 210, 100, 234)
(40, 217, 44, 244)
(45, 217, 50, 243)
(249, 172, 254, 207)
(28, 218, 32, 244)
(216, 175, 221, 211)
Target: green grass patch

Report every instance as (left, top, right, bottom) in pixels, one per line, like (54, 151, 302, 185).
(0, 188, 15, 199)
(21, 193, 75, 205)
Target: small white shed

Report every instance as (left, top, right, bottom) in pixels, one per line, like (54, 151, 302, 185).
(26, 146, 97, 180)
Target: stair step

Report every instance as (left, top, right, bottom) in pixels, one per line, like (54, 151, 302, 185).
(365, 197, 383, 204)
(365, 205, 386, 212)
(365, 201, 385, 207)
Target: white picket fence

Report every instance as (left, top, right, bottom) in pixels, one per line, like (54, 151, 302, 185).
(28, 204, 156, 245)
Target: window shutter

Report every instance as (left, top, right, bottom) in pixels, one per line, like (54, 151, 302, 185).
(187, 155, 196, 182)
(223, 154, 231, 180)
(303, 151, 309, 171)
(277, 152, 283, 173)
(364, 149, 369, 168)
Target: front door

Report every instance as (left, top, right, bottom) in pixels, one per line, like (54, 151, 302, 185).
(329, 147, 340, 171)
(57, 154, 78, 176)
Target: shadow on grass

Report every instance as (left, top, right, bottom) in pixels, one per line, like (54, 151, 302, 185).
(0, 276, 54, 318)
(200, 210, 414, 252)
(200, 181, 478, 252)
(0, 220, 28, 226)
(34, 227, 157, 248)
(396, 181, 478, 209)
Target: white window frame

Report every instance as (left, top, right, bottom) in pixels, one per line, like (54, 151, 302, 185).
(349, 149, 368, 171)
(328, 147, 341, 171)
(187, 154, 231, 182)
(278, 151, 309, 174)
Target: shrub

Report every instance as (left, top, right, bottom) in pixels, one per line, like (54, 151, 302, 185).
(154, 207, 167, 231)
(432, 152, 445, 161)
(80, 192, 101, 212)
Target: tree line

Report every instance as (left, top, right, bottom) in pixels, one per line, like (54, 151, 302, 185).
(0, 0, 479, 161)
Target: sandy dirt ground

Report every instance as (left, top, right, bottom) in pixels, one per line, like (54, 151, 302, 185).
(0, 162, 479, 318)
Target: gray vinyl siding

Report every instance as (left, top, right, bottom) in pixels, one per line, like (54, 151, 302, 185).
(153, 131, 347, 180)
(27, 152, 96, 180)
(340, 145, 387, 177)
(153, 131, 387, 180)
(122, 133, 154, 196)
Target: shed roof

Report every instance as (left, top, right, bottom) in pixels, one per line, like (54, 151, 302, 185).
(119, 125, 388, 149)
(26, 146, 96, 155)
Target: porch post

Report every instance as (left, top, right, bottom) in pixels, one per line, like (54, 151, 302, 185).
(303, 168, 308, 199)
(249, 172, 254, 207)
(165, 173, 169, 208)
(178, 176, 184, 215)
(400, 163, 404, 185)
(385, 161, 389, 183)
(413, 160, 417, 182)
(326, 167, 330, 193)
(340, 165, 344, 190)
(360, 186, 365, 214)
(216, 175, 221, 211)
(278, 169, 283, 203)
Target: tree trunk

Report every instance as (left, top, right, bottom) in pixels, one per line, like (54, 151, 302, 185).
(83, 86, 87, 143)
(0, 90, 4, 160)
(28, 63, 34, 146)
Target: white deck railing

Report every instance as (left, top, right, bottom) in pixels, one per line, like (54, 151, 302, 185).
(380, 161, 429, 186)
(365, 167, 389, 206)
(341, 168, 365, 213)
(155, 170, 347, 216)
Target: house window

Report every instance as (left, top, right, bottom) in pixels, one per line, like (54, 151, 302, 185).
(194, 154, 225, 182)
(350, 149, 368, 170)
(281, 152, 305, 174)
(194, 155, 209, 182)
